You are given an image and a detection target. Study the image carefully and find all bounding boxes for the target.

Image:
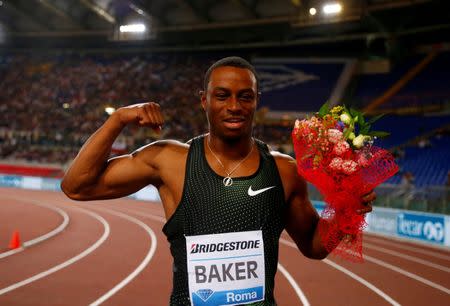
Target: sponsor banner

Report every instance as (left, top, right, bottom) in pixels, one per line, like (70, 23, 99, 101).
(366, 208, 397, 235)
(397, 213, 445, 244)
(186, 230, 265, 306)
(41, 178, 62, 191)
(445, 216, 450, 246)
(21, 176, 42, 190)
(0, 175, 23, 188)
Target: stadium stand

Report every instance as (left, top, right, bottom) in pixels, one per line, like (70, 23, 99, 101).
(0, 49, 448, 213)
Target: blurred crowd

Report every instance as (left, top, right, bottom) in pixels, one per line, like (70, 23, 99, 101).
(0, 53, 293, 166)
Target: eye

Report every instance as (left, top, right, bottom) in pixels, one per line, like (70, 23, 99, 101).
(216, 93, 228, 100)
(240, 94, 254, 102)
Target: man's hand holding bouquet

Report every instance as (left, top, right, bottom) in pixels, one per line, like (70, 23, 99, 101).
(292, 103, 398, 261)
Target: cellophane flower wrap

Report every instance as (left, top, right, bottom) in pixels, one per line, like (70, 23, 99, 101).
(291, 104, 398, 261)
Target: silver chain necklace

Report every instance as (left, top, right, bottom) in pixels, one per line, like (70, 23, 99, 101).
(206, 135, 254, 187)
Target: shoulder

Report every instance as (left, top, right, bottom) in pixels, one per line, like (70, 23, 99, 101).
(269, 149, 307, 199)
(270, 150, 297, 177)
(132, 139, 190, 167)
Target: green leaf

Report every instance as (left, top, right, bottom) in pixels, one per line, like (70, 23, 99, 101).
(343, 127, 352, 139)
(318, 101, 330, 117)
(367, 130, 390, 138)
(357, 113, 365, 127)
(360, 125, 370, 135)
(349, 107, 359, 117)
(368, 114, 385, 124)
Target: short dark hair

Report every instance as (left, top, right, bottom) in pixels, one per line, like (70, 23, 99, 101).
(203, 56, 259, 91)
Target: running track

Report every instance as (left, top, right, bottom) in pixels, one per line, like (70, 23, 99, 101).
(1, 187, 449, 306)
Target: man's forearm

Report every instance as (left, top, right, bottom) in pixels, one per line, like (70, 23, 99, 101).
(61, 113, 125, 195)
(311, 218, 344, 259)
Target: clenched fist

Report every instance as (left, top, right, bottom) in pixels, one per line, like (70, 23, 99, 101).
(114, 102, 164, 130)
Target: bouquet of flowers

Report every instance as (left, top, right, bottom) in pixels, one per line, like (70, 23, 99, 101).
(292, 103, 398, 261)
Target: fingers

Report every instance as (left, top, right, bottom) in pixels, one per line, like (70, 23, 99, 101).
(356, 190, 376, 215)
(138, 102, 164, 130)
(356, 205, 372, 215)
(361, 190, 376, 206)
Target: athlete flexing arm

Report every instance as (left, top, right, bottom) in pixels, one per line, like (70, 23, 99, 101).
(275, 153, 375, 259)
(61, 102, 187, 219)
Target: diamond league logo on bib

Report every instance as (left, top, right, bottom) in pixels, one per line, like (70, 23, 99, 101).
(186, 230, 265, 306)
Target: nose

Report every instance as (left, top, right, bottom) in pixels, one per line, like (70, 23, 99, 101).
(227, 96, 242, 112)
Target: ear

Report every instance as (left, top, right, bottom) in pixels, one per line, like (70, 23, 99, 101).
(200, 90, 207, 111)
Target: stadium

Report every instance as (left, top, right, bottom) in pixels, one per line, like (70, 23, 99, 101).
(0, 0, 449, 305)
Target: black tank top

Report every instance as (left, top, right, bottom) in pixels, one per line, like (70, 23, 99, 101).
(162, 135, 287, 305)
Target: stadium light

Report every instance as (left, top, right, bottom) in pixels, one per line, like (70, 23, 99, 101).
(323, 3, 342, 15)
(309, 8, 317, 16)
(119, 23, 146, 33)
(105, 107, 116, 115)
(62, 103, 70, 109)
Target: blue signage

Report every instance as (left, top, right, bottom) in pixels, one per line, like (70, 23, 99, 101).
(192, 286, 263, 305)
(0, 175, 22, 188)
(397, 213, 445, 244)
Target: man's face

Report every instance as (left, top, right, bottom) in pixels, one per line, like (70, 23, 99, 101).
(201, 66, 258, 140)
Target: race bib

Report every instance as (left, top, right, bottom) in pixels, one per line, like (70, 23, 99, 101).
(186, 230, 265, 306)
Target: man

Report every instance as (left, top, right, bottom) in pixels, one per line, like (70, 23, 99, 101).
(61, 57, 374, 305)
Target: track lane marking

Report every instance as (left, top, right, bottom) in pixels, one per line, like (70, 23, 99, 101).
(0, 197, 70, 259)
(365, 243, 450, 273)
(364, 254, 450, 295)
(0, 207, 109, 296)
(277, 263, 310, 306)
(279, 238, 402, 306)
(86, 207, 157, 306)
(365, 236, 450, 261)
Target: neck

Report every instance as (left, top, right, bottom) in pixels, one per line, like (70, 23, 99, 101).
(206, 132, 254, 160)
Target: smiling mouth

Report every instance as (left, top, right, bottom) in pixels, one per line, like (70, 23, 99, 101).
(223, 118, 246, 129)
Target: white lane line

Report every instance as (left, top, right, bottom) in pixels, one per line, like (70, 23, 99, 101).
(111, 207, 308, 305)
(108, 207, 166, 224)
(0, 208, 109, 296)
(364, 254, 450, 295)
(365, 243, 450, 273)
(0, 199, 70, 259)
(279, 238, 401, 306)
(277, 263, 310, 306)
(88, 207, 157, 306)
(365, 236, 450, 261)
(323, 259, 401, 306)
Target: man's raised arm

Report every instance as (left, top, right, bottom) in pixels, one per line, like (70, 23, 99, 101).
(61, 102, 164, 201)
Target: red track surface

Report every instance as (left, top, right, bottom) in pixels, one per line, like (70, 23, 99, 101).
(1, 187, 449, 305)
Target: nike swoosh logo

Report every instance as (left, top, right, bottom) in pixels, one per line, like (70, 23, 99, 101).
(248, 186, 276, 196)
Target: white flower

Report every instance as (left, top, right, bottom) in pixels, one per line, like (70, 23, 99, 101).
(340, 113, 352, 125)
(294, 119, 301, 129)
(348, 132, 356, 140)
(329, 157, 343, 171)
(352, 134, 366, 149)
(357, 154, 370, 167)
(333, 141, 350, 155)
(328, 129, 343, 143)
(342, 160, 359, 174)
